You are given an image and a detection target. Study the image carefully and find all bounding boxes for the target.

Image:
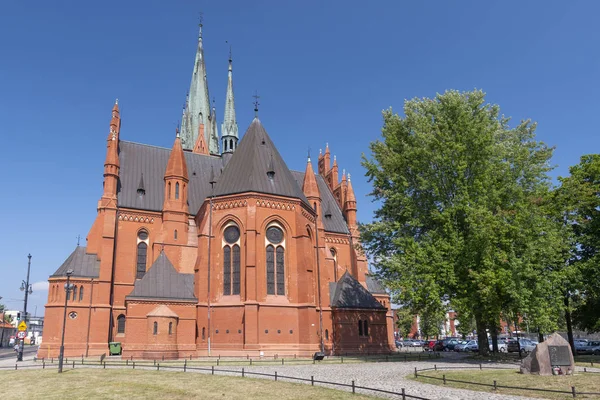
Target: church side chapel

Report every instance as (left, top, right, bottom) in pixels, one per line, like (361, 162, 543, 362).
(39, 23, 394, 359)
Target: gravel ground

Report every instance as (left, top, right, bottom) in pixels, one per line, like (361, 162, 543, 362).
(205, 360, 537, 400)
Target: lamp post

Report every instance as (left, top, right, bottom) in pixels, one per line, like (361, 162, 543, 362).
(58, 269, 74, 373)
(17, 254, 32, 362)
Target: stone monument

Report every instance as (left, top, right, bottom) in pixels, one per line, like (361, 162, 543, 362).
(520, 333, 575, 375)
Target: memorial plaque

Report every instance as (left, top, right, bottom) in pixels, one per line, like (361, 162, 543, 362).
(548, 345, 571, 366)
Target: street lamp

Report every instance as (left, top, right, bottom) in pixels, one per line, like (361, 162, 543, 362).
(58, 269, 74, 373)
(17, 254, 32, 362)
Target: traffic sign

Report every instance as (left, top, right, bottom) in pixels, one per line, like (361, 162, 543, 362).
(18, 321, 27, 331)
(17, 331, 26, 339)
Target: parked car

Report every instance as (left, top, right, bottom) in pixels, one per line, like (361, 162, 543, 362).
(395, 340, 403, 349)
(488, 338, 508, 352)
(432, 340, 445, 352)
(574, 340, 590, 353)
(412, 340, 425, 347)
(507, 338, 537, 354)
(453, 340, 470, 352)
(464, 340, 479, 352)
(576, 341, 600, 355)
(423, 340, 436, 351)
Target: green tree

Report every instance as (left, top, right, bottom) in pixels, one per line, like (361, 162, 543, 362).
(361, 90, 555, 355)
(395, 307, 415, 338)
(555, 155, 600, 334)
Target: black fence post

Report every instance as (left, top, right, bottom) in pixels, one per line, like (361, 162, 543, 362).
(282, 358, 284, 365)
(493, 380, 497, 391)
(443, 374, 446, 385)
(72, 360, 75, 369)
(126, 359, 129, 366)
(414, 367, 417, 378)
(133, 361, 135, 369)
(250, 359, 252, 366)
(275, 371, 278, 381)
(211, 366, 214, 375)
(341, 357, 344, 364)
(352, 380, 355, 394)
(184, 359, 187, 372)
(242, 367, 245, 378)
(43, 360, 45, 369)
(572, 386, 576, 398)
(311, 376, 314, 386)
(157, 363, 160, 371)
(81, 355, 84, 364)
(401, 388, 406, 400)
(15, 364, 17, 370)
(434, 364, 437, 371)
(154, 359, 156, 366)
(103, 361, 106, 369)
(479, 363, 482, 370)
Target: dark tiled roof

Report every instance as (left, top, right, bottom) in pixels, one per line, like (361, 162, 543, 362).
(329, 272, 385, 309)
(126, 252, 196, 302)
(290, 171, 349, 234)
(366, 275, 387, 294)
(51, 246, 100, 278)
(118, 141, 224, 214)
(213, 118, 310, 206)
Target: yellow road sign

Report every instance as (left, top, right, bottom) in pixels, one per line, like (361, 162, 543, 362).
(18, 321, 27, 331)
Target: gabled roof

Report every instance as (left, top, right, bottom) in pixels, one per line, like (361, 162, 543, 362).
(117, 140, 349, 233)
(126, 252, 196, 302)
(366, 275, 387, 294)
(329, 271, 385, 309)
(213, 118, 310, 206)
(51, 246, 100, 278)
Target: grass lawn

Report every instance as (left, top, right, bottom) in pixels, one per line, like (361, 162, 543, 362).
(0, 369, 375, 400)
(412, 369, 600, 399)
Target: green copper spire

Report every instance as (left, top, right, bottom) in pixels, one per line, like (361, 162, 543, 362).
(180, 20, 219, 154)
(221, 46, 238, 154)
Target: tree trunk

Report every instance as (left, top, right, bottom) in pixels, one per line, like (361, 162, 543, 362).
(476, 314, 490, 356)
(564, 293, 575, 356)
(538, 328, 544, 343)
(491, 324, 499, 353)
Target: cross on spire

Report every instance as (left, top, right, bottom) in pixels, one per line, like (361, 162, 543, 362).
(253, 91, 260, 117)
(77, 234, 81, 246)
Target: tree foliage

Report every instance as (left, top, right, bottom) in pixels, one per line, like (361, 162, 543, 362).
(361, 90, 557, 354)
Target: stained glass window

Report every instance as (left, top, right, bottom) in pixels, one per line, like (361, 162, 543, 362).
(266, 245, 275, 295)
(223, 246, 231, 295)
(232, 245, 240, 295)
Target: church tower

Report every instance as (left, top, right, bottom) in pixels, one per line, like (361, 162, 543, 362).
(221, 50, 238, 154)
(180, 21, 219, 155)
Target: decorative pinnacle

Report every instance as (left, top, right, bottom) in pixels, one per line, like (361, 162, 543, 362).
(348, 173, 351, 182)
(253, 90, 260, 117)
(319, 148, 322, 155)
(115, 98, 119, 105)
(307, 147, 311, 163)
(176, 126, 180, 138)
(334, 155, 336, 161)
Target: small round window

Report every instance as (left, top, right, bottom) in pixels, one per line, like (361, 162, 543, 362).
(224, 225, 240, 244)
(138, 230, 148, 240)
(266, 226, 284, 244)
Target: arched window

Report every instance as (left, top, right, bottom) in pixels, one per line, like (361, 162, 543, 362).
(153, 321, 158, 335)
(223, 224, 241, 295)
(79, 286, 84, 302)
(168, 182, 171, 199)
(66, 285, 71, 301)
(229, 139, 233, 150)
(117, 314, 126, 334)
(175, 182, 180, 199)
(169, 322, 173, 335)
(266, 225, 285, 296)
(325, 329, 329, 341)
(174, 229, 178, 240)
(72, 286, 78, 302)
(224, 141, 228, 151)
(364, 320, 369, 336)
(136, 242, 147, 279)
(358, 320, 363, 336)
(202, 327, 206, 340)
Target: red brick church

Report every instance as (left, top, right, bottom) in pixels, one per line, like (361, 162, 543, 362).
(39, 24, 393, 359)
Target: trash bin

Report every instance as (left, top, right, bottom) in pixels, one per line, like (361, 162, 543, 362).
(109, 342, 121, 355)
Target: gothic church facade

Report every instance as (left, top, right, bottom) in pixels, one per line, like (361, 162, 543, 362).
(39, 25, 393, 359)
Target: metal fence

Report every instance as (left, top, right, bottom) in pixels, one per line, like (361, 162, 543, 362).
(1, 359, 434, 400)
(414, 364, 600, 398)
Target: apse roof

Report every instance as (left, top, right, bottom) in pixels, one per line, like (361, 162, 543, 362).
(365, 275, 387, 294)
(51, 246, 100, 278)
(329, 272, 386, 309)
(126, 252, 196, 302)
(213, 118, 310, 206)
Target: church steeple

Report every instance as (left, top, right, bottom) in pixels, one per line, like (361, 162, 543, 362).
(221, 48, 238, 154)
(180, 21, 218, 154)
(102, 100, 120, 204)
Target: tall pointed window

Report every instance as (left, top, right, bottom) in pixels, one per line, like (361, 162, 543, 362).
(266, 225, 285, 296)
(136, 229, 149, 280)
(153, 321, 158, 335)
(175, 182, 180, 199)
(117, 314, 126, 334)
(79, 286, 84, 302)
(223, 224, 241, 295)
(72, 286, 78, 302)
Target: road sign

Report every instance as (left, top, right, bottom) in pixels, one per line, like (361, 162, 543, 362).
(18, 321, 27, 331)
(17, 331, 26, 339)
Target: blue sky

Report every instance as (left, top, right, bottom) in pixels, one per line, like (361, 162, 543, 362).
(0, 1, 598, 316)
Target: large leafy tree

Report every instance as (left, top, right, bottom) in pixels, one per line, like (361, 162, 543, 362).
(555, 155, 600, 334)
(361, 90, 555, 354)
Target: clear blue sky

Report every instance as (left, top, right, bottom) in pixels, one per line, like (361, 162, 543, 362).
(0, 1, 598, 317)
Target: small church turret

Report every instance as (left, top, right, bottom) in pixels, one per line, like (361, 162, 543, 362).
(102, 100, 120, 203)
(344, 173, 357, 231)
(221, 48, 238, 154)
(163, 129, 189, 215)
(302, 156, 323, 229)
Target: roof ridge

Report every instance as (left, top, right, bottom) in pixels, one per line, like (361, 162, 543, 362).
(120, 140, 222, 160)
